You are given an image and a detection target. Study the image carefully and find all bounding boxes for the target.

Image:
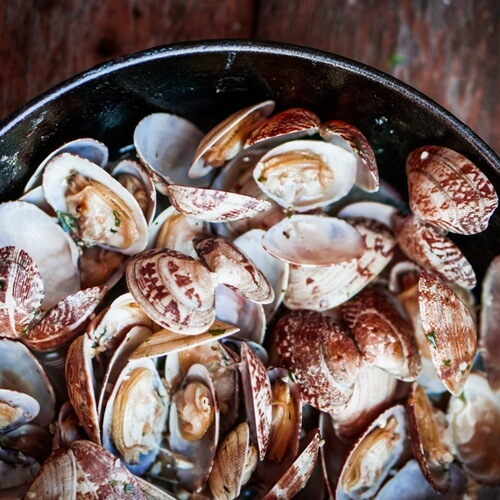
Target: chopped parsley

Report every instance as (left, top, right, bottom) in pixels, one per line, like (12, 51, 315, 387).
(208, 328, 226, 336)
(387, 53, 406, 68)
(123, 483, 133, 493)
(108, 479, 116, 487)
(257, 175, 267, 183)
(443, 359, 452, 368)
(0, 280, 5, 291)
(113, 210, 122, 227)
(57, 210, 77, 233)
(425, 331, 438, 350)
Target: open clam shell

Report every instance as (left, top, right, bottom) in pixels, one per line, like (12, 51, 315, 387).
(335, 404, 408, 499)
(195, 235, 274, 304)
(406, 145, 498, 235)
(244, 107, 320, 148)
(102, 357, 169, 475)
(320, 119, 379, 193)
(0, 201, 80, 309)
(262, 214, 366, 267)
(418, 271, 477, 395)
(275, 309, 361, 412)
(396, 213, 476, 289)
(126, 248, 218, 335)
(167, 184, 272, 223)
(0, 389, 40, 435)
(133, 112, 206, 187)
(189, 100, 275, 179)
(169, 363, 220, 493)
(253, 139, 358, 211)
(0, 246, 44, 339)
(42, 152, 149, 255)
(406, 383, 454, 493)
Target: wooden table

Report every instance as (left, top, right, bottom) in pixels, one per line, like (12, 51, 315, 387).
(1, 0, 498, 152)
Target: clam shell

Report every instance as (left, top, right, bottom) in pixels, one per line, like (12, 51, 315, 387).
(0, 246, 44, 339)
(189, 100, 275, 179)
(79, 246, 128, 291)
(244, 107, 320, 148)
(418, 271, 477, 395)
(262, 429, 322, 500)
(167, 184, 272, 223)
(284, 216, 395, 310)
(320, 119, 379, 192)
(335, 405, 408, 499)
(126, 248, 218, 335)
(23, 286, 107, 352)
(169, 363, 220, 492)
(275, 310, 361, 412)
(0, 201, 80, 309)
(195, 236, 274, 304)
(480, 255, 500, 390)
(23, 137, 108, 193)
(0, 389, 40, 435)
(342, 286, 422, 382)
(406, 383, 454, 493)
(406, 145, 498, 235)
(253, 139, 358, 211)
(336, 200, 399, 230)
(133, 112, 206, 187)
(42, 152, 149, 255)
(396, 213, 476, 289)
(447, 371, 500, 485)
(262, 214, 366, 266)
(239, 342, 273, 461)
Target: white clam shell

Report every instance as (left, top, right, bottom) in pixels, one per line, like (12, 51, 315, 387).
(262, 214, 366, 266)
(253, 139, 358, 211)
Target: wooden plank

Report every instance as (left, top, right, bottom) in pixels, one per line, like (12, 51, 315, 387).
(0, 0, 256, 121)
(255, 0, 499, 152)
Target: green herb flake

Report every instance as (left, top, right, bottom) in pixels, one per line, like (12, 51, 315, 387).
(285, 209, 293, 219)
(257, 175, 267, 183)
(0, 280, 6, 291)
(124, 483, 133, 494)
(57, 210, 77, 233)
(208, 328, 227, 337)
(108, 479, 117, 487)
(387, 53, 407, 68)
(425, 331, 438, 349)
(113, 210, 122, 227)
(110, 228, 118, 234)
(288, 371, 296, 383)
(443, 359, 452, 368)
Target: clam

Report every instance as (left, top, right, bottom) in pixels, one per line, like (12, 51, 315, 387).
(262, 214, 366, 266)
(189, 100, 275, 178)
(342, 285, 421, 382)
(418, 271, 477, 395)
(244, 107, 320, 148)
(448, 371, 500, 484)
(335, 405, 408, 499)
(0, 246, 44, 339)
(253, 139, 358, 211)
(133, 112, 206, 188)
(406, 383, 454, 493)
(0, 447, 40, 493)
(336, 200, 399, 230)
(396, 213, 476, 289)
(102, 357, 169, 474)
(166, 184, 272, 223)
(406, 145, 498, 235)
(79, 245, 128, 290)
(194, 235, 274, 304)
(0, 389, 40, 434)
(275, 309, 362, 412)
(126, 248, 218, 335)
(0, 201, 80, 309)
(42, 152, 149, 255)
(320, 119, 379, 192)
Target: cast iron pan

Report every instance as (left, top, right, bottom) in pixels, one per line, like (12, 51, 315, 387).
(0, 39, 498, 284)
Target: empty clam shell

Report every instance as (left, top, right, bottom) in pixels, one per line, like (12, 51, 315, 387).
(320, 119, 379, 192)
(406, 145, 498, 235)
(0, 246, 44, 339)
(133, 112, 206, 187)
(195, 236, 274, 304)
(189, 100, 275, 179)
(126, 248, 218, 335)
(253, 139, 358, 211)
(275, 310, 362, 412)
(418, 271, 477, 395)
(262, 214, 366, 266)
(244, 107, 320, 148)
(167, 184, 272, 223)
(396, 213, 476, 289)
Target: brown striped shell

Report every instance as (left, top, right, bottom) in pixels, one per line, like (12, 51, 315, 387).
(406, 145, 498, 235)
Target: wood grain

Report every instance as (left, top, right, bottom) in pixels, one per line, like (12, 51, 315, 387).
(0, 0, 498, 152)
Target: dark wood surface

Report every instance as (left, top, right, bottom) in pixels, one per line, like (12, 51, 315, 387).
(1, 0, 498, 152)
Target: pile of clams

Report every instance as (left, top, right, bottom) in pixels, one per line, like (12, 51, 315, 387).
(1, 98, 500, 499)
